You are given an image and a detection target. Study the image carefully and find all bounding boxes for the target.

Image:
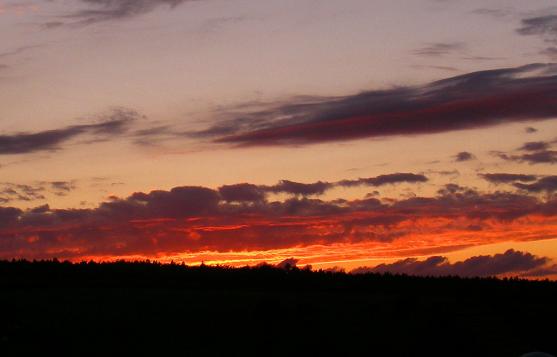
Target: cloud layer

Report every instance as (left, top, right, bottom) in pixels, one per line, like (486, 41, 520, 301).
(1, 176, 557, 270)
(193, 64, 557, 147)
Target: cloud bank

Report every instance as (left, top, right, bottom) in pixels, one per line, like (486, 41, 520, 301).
(1, 177, 557, 270)
(351, 249, 554, 278)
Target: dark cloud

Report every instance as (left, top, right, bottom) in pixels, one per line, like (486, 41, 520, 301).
(520, 264, 557, 278)
(338, 173, 428, 188)
(514, 176, 557, 193)
(517, 15, 557, 59)
(1, 183, 45, 203)
(455, 151, 474, 162)
(50, 181, 74, 192)
(203, 64, 557, 147)
(0, 108, 137, 155)
(55, 0, 196, 26)
(480, 173, 538, 184)
(517, 151, 557, 165)
(218, 183, 265, 202)
(496, 150, 557, 165)
(0, 181, 78, 203)
(517, 15, 557, 43)
(218, 174, 428, 200)
(276, 258, 298, 270)
(413, 42, 466, 57)
(351, 249, 550, 278)
(266, 180, 332, 196)
(519, 141, 549, 151)
(525, 127, 538, 133)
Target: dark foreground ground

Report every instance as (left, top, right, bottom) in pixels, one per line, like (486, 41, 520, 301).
(0, 260, 556, 356)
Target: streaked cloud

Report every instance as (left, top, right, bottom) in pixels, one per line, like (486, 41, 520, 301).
(0, 108, 138, 155)
(195, 64, 557, 147)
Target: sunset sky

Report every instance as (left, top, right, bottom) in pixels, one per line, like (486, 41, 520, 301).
(2, 0, 557, 278)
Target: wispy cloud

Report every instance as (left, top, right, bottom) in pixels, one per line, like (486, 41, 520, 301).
(195, 64, 557, 147)
(412, 42, 465, 57)
(0, 108, 138, 155)
(50, 0, 198, 27)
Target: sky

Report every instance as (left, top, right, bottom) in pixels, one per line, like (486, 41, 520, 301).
(2, 0, 557, 278)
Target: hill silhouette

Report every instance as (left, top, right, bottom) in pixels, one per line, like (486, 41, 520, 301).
(0, 259, 555, 356)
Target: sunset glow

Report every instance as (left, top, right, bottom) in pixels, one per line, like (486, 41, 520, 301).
(2, 0, 557, 279)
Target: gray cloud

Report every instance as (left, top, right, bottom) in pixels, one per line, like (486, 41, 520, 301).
(498, 150, 557, 165)
(514, 176, 557, 193)
(218, 183, 266, 203)
(54, 0, 197, 26)
(351, 249, 550, 278)
(0, 108, 138, 155)
(200, 64, 557, 147)
(455, 151, 474, 162)
(517, 15, 557, 59)
(338, 173, 428, 188)
(480, 173, 538, 184)
(519, 141, 550, 151)
(517, 15, 557, 43)
(413, 42, 466, 57)
(217, 173, 428, 201)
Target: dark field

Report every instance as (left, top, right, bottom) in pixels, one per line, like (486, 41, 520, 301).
(0, 260, 555, 356)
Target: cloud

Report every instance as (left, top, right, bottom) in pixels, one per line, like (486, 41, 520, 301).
(498, 150, 557, 165)
(480, 173, 538, 184)
(266, 180, 332, 196)
(517, 16, 557, 59)
(541, 47, 557, 59)
(525, 127, 538, 133)
(514, 176, 557, 193)
(54, 0, 196, 26)
(495, 140, 557, 165)
(520, 264, 557, 278)
(1, 179, 557, 260)
(351, 249, 551, 278)
(519, 141, 550, 151)
(220, 173, 428, 200)
(413, 42, 466, 57)
(202, 64, 557, 147)
(517, 15, 557, 44)
(218, 183, 265, 202)
(0, 181, 78, 203)
(276, 258, 298, 270)
(0, 108, 137, 155)
(454, 151, 474, 162)
(0, 183, 45, 203)
(338, 173, 428, 187)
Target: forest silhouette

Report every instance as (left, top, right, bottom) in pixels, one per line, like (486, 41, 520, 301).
(0, 259, 555, 356)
